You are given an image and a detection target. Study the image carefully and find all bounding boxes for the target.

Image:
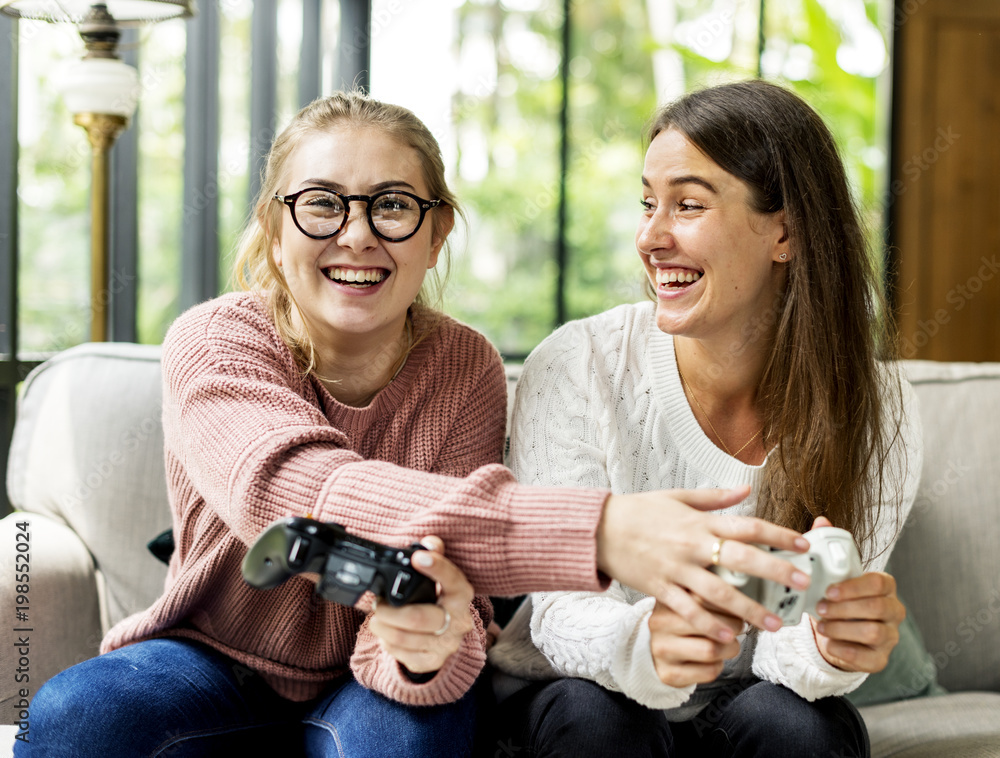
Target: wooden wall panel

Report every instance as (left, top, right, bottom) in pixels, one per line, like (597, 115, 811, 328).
(892, 0, 1000, 361)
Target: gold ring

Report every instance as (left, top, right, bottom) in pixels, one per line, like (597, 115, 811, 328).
(434, 609, 451, 636)
(711, 538, 725, 567)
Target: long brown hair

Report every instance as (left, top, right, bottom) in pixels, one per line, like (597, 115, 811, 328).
(649, 80, 906, 560)
(232, 91, 462, 374)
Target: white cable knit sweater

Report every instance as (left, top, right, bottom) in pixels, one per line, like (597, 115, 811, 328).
(490, 301, 922, 719)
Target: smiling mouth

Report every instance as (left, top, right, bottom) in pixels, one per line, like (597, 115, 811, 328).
(655, 269, 703, 289)
(324, 267, 387, 288)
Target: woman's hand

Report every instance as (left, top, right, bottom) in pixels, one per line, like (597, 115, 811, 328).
(598, 487, 812, 641)
(367, 536, 476, 675)
(809, 518, 905, 672)
(648, 595, 743, 688)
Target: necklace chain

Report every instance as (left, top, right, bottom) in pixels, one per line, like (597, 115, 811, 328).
(678, 366, 762, 459)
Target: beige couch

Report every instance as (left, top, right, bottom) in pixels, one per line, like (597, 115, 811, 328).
(1, 343, 999, 755)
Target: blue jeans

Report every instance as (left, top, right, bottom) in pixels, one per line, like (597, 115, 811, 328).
(15, 638, 477, 757)
(489, 677, 869, 758)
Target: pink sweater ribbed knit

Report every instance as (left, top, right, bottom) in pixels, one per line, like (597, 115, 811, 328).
(100, 292, 608, 705)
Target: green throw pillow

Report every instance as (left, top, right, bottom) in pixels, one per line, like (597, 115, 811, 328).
(846, 592, 947, 708)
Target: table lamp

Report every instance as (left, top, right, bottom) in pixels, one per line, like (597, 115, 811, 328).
(0, 1, 195, 341)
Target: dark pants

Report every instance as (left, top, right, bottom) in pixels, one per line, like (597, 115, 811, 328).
(485, 678, 870, 758)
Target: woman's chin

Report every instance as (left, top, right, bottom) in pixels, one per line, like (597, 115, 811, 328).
(654, 305, 693, 336)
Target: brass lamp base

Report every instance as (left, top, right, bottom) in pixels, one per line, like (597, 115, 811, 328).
(73, 112, 128, 342)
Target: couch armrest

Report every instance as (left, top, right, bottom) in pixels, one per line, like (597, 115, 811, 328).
(0, 513, 102, 725)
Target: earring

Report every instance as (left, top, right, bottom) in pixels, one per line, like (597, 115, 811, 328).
(779, 253, 788, 260)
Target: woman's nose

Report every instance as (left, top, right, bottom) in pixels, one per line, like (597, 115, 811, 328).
(337, 202, 378, 251)
(637, 211, 674, 254)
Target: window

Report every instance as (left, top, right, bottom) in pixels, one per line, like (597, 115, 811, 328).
(0, 0, 893, 511)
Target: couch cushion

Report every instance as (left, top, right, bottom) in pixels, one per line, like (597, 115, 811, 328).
(861, 691, 1000, 757)
(6, 343, 171, 631)
(847, 587, 945, 707)
(896, 361, 1000, 694)
(0, 512, 103, 725)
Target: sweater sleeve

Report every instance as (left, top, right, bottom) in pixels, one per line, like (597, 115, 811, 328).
(350, 594, 493, 706)
(163, 298, 608, 598)
(752, 370, 924, 699)
(530, 587, 695, 709)
(509, 327, 694, 709)
(429, 347, 508, 475)
(349, 358, 503, 704)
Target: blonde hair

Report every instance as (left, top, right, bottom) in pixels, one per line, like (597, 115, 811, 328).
(232, 91, 462, 373)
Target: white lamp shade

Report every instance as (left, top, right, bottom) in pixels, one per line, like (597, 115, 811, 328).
(60, 57, 140, 119)
(0, 1, 193, 25)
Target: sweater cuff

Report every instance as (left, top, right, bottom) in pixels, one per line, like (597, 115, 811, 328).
(351, 623, 487, 706)
(753, 617, 867, 701)
(611, 600, 696, 710)
(317, 463, 609, 598)
(495, 484, 611, 595)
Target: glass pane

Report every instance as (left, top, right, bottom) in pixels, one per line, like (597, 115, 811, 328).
(762, 0, 891, 237)
(371, 0, 562, 358)
(136, 17, 186, 344)
(563, 0, 662, 322)
(217, 0, 253, 293)
(17, 20, 91, 354)
(12, 0, 892, 359)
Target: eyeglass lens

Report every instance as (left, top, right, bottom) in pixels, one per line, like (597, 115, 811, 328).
(292, 190, 425, 240)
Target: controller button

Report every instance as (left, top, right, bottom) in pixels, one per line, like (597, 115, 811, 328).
(829, 542, 848, 570)
(289, 536, 311, 566)
(335, 567, 363, 586)
(391, 571, 411, 599)
(326, 557, 377, 586)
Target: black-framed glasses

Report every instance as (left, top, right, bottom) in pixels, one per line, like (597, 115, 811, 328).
(274, 188, 442, 243)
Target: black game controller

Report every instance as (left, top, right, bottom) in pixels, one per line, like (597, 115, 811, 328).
(242, 516, 438, 607)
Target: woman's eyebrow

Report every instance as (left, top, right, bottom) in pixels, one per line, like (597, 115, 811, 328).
(299, 178, 345, 191)
(641, 174, 718, 194)
(297, 178, 418, 193)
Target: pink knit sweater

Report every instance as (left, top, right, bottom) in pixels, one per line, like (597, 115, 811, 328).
(101, 292, 608, 705)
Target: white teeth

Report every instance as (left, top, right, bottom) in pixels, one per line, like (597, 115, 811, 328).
(327, 267, 385, 284)
(655, 269, 702, 285)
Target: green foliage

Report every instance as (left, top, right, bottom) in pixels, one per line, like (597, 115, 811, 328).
(444, 0, 889, 356)
(15, 0, 889, 357)
(18, 56, 92, 353)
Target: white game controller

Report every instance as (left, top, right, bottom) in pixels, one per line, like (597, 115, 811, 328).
(711, 526, 863, 626)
